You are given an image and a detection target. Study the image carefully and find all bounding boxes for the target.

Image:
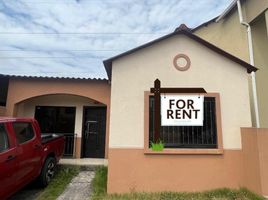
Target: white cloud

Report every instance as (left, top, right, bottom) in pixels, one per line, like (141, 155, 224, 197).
(0, 0, 232, 79)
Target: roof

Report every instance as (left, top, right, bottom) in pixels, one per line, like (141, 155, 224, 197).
(103, 24, 257, 80)
(0, 74, 108, 81)
(192, 0, 245, 32)
(215, 0, 243, 22)
(191, 16, 218, 32)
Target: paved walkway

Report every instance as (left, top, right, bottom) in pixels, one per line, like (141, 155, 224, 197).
(57, 170, 95, 200)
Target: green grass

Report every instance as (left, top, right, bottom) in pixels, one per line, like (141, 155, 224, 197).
(37, 165, 80, 200)
(91, 166, 108, 198)
(91, 166, 265, 200)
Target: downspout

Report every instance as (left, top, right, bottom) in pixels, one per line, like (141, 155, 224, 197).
(237, 0, 260, 128)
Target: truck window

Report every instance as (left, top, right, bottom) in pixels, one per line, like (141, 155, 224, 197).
(13, 122, 35, 144)
(0, 123, 9, 152)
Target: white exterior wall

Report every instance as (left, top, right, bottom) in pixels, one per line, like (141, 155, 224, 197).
(109, 34, 252, 149)
(17, 94, 104, 137)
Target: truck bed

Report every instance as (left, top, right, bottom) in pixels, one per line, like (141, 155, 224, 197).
(41, 133, 64, 144)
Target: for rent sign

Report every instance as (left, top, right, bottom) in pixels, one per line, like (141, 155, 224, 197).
(161, 95, 204, 126)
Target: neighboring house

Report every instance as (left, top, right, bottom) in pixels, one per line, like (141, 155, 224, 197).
(0, 74, 110, 159)
(103, 26, 267, 196)
(193, 0, 268, 128)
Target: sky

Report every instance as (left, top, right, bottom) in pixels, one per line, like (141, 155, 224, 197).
(0, 0, 233, 79)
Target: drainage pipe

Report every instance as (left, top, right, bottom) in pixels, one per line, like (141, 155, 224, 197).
(237, 0, 260, 128)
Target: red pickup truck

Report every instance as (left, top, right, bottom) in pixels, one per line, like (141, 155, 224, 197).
(0, 117, 65, 199)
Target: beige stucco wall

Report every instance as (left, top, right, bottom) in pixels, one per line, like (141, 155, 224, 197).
(109, 34, 252, 150)
(16, 94, 105, 138)
(195, 9, 249, 62)
(244, 0, 268, 23)
(251, 15, 268, 128)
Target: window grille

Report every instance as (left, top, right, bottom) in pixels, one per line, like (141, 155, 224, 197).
(149, 96, 217, 148)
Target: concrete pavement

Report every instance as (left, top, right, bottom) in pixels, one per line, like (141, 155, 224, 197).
(57, 171, 95, 200)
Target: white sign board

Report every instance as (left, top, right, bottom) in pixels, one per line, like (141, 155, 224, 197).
(161, 95, 204, 126)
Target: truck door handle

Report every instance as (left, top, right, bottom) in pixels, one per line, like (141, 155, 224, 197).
(6, 155, 16, 162)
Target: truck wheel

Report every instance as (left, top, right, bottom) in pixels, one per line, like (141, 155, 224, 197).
(38, 157, 56, 187)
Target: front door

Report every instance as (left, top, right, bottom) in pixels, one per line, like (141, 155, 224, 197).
(82, 107, 106, 158)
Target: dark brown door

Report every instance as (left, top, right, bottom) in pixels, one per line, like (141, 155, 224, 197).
(82, 107, 106, 158)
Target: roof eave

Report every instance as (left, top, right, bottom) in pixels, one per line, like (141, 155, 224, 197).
(0, 74, 108, 82)
(216, 0, 239, 22)
(103, 28, 258, 80)
(103, 31, 177, 80)
(191, 16, 218, 32)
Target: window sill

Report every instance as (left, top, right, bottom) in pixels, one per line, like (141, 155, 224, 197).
(144, 148, 224, 155)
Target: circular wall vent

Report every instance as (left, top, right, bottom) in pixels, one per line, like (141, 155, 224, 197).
(173, 54, 191, 71)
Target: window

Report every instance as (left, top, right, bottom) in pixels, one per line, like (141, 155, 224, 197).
(149, 96, 218, 148)
(35, 106, 75, 134)
(0, 124, 9, 152)
(13, 122, 35, 144)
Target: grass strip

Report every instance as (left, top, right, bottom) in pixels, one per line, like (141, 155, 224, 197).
(91, 166, 264, 200)
(37, 165, 80, 200)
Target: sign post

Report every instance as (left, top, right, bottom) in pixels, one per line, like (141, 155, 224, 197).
(152, 79, 161, 142)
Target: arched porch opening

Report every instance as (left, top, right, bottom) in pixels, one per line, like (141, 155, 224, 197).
(15, 93, 109, 159)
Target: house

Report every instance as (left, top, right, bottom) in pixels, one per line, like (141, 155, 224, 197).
(104, 25, 268, 197)
(0, 74, 110, 159)
(0, 1, 268, 197)
(193, 0, 268, 128)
